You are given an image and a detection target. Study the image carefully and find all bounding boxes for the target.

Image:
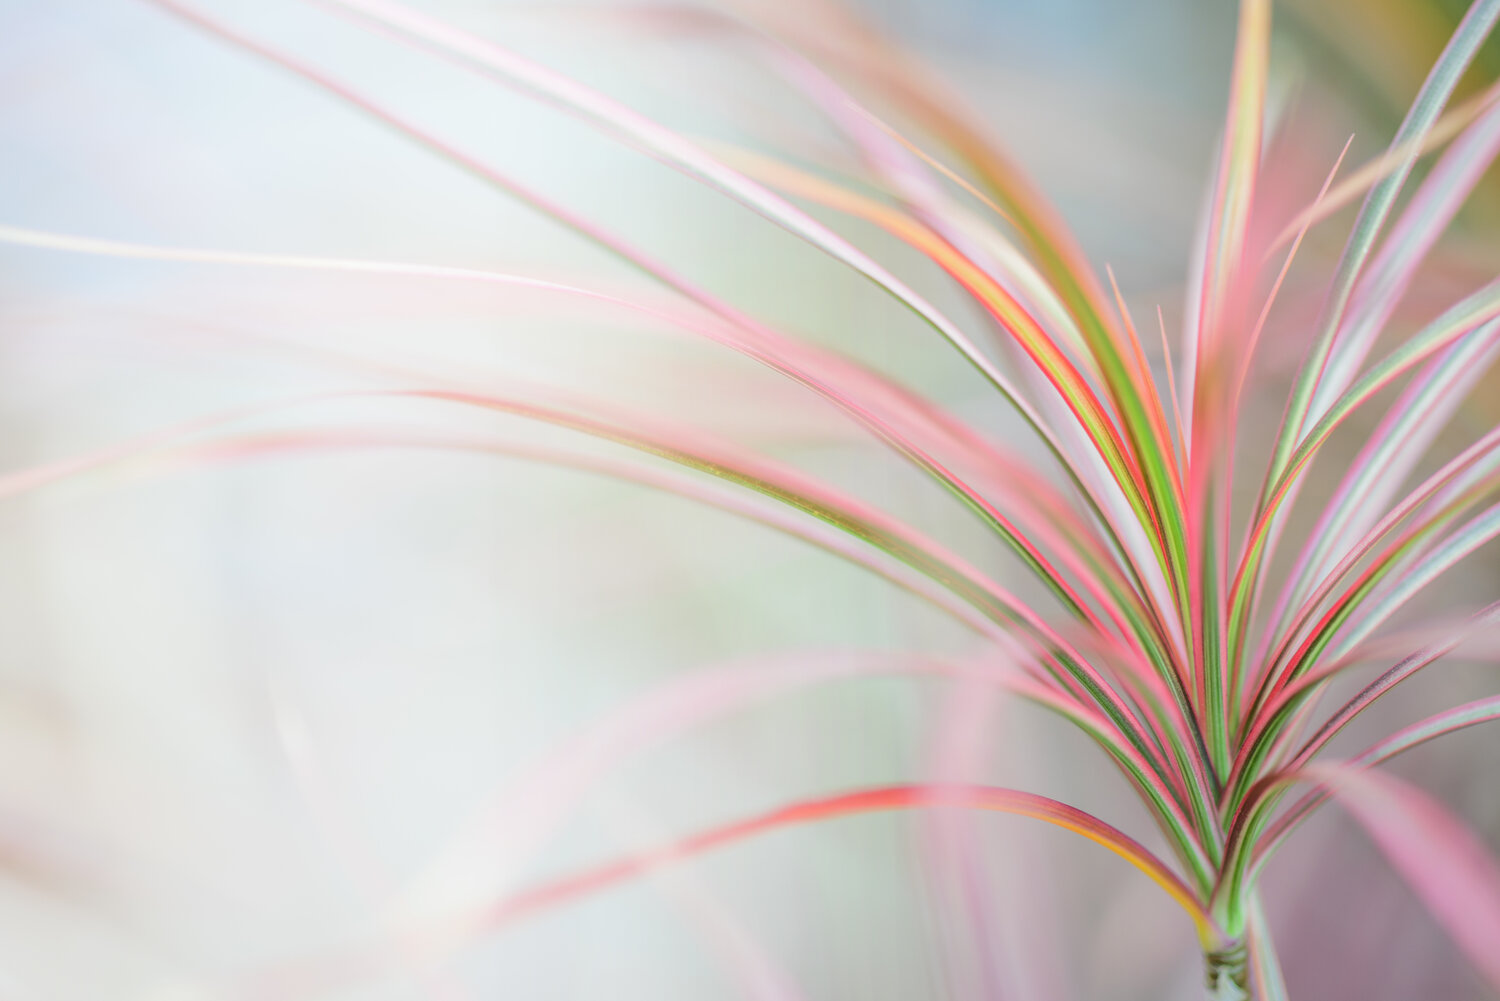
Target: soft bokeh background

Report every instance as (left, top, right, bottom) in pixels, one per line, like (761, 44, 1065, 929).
(0, 1, 1496, 999)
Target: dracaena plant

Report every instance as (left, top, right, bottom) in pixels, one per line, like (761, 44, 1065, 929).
(7, 0, 1500, 998)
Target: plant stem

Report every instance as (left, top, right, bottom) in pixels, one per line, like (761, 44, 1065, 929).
(1204, 940, 1250, 1001)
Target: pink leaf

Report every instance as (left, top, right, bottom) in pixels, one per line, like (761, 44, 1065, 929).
(1303, 764, 1500, 991)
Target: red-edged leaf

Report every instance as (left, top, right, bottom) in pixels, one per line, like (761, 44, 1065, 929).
(247, 784, 1217, 1000)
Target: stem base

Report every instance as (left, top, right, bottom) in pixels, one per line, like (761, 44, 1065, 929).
(1205, 940, 1249, 1001)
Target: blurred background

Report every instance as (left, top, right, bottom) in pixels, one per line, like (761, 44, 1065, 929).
(0, 0, 1497, 998)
